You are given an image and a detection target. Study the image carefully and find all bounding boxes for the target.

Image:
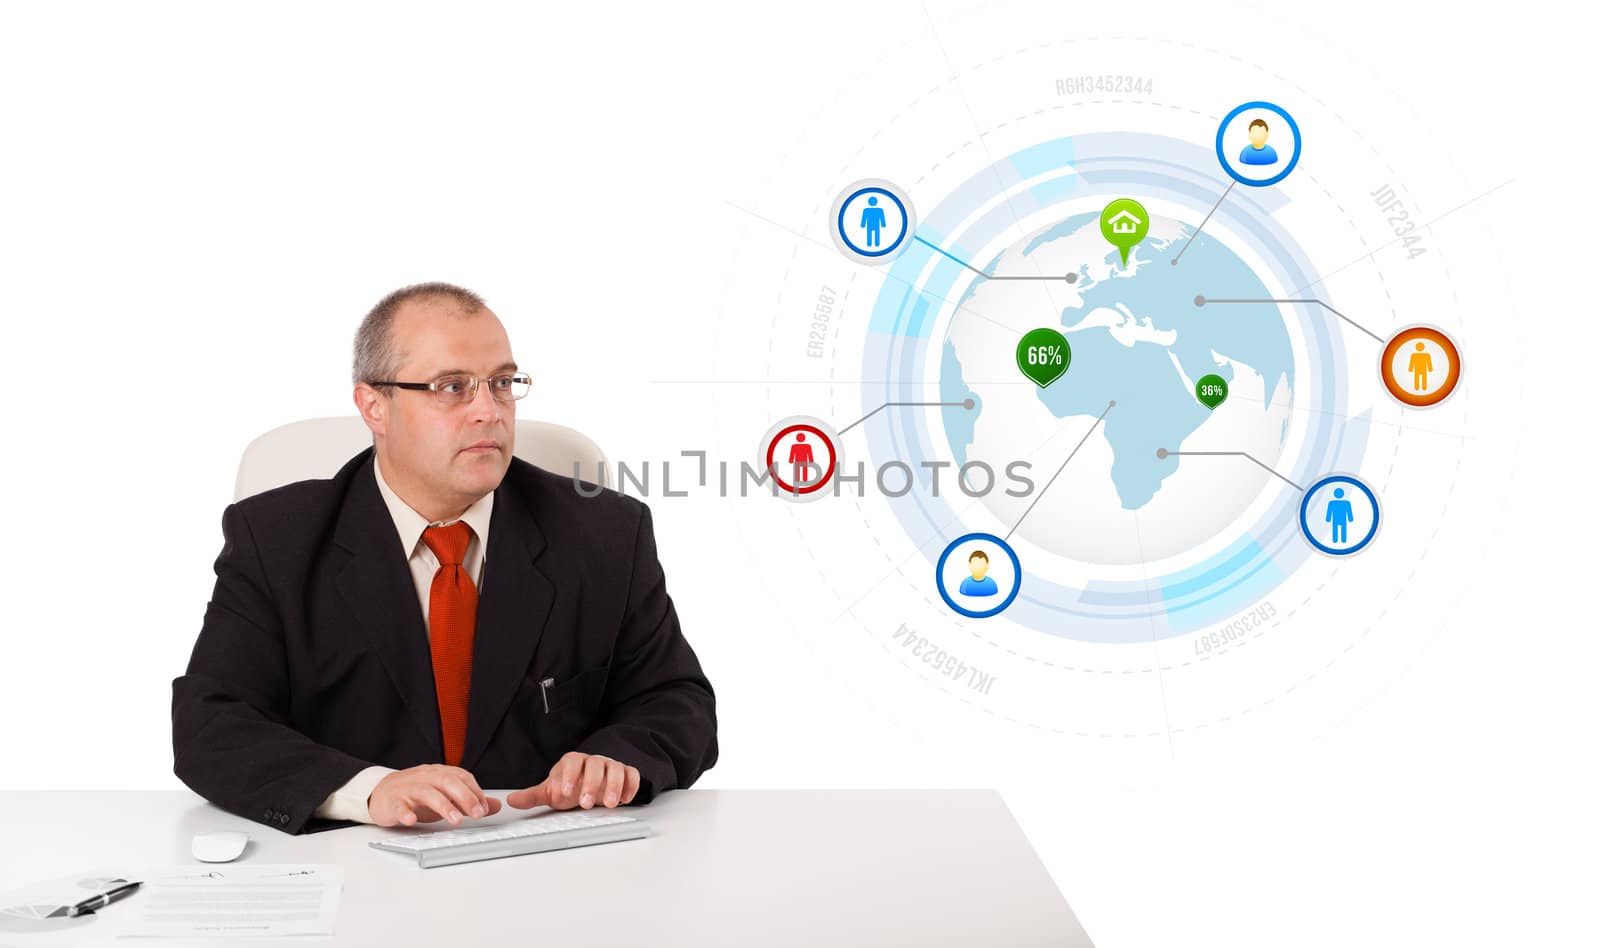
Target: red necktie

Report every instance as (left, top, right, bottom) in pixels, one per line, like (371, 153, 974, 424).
(422, 522, 477, 766)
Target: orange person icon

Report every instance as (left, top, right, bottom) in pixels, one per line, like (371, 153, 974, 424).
(1380, 325, 1461, 408)
(1407, 341, 1433, 392)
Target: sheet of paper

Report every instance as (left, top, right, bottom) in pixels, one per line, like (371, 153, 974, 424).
(118, 864, 343, 939)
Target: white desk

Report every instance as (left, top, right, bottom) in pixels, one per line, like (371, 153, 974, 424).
(0, 789, 1092, 946)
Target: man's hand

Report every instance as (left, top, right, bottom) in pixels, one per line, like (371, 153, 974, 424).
(506, 752, 641, 811)
(368, 764, 502, 827)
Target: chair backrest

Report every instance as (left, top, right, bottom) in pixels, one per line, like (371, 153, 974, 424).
(234, 416, 609, 501)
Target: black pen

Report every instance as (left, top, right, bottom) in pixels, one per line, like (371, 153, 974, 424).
(48, 881, 142, 918)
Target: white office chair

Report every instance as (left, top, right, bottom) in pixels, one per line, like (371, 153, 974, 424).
(234, 416, 610, 501)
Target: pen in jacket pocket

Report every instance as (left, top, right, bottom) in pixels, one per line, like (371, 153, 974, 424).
(539, 677, 555, 713)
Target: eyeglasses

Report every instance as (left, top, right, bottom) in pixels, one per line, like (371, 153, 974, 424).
(368, 372, 532, 406)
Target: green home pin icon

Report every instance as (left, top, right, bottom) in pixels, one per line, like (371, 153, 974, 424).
(1099, 199, 1149, 268)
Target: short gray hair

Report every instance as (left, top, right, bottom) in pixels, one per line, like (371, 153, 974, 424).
(352, 281, 487, 388)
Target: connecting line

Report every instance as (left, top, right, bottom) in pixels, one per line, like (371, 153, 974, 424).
(1003, 401, 1114, 542)
(839, 400, 972, 437)
(1169, 179, 1236, 267)
(1195, 295, 1385, 344)
(912, 235, 1080, 284)
(1159, 450, 1304, 492)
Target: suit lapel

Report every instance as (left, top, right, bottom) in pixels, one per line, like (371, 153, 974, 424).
(459, 475, 555, 771)
(334, 450, 444, 760)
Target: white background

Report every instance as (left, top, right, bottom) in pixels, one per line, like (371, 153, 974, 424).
(1, 2, 1595, 946)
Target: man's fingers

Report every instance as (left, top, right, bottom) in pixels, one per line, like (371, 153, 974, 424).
(554, 754, 587, 808)
(502, 754, 637, 812)
(579, 756, 608, 809)
(413, 786, 464, 824)
(447, 768, 492, 814)
(602, 762, 626, 808)
(370, 766, 506, 827)
(439, 775, 486, 819)
(506, 782, 549, 810)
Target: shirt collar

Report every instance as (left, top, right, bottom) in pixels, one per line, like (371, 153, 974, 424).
(373, 455, 495, 561)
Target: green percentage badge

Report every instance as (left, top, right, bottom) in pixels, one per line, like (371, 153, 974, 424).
(1196, 373, 1229, 410)
(1017, 328, 1071, 388)
(1099, 198, 1149, 267)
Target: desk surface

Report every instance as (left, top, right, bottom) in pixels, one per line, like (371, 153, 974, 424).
(0, 788, 1092, 947)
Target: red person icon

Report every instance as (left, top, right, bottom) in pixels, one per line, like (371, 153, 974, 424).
(787, 433, 818, 490)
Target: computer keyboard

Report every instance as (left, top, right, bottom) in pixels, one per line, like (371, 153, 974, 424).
(369, 810, 651, 868)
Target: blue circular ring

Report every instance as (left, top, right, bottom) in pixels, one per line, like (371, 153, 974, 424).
(935, 532, 1022, 618)
(837, 187, 909, 257)
(1215, 101, 1302, 188)
(1298, 475, 1380, 556)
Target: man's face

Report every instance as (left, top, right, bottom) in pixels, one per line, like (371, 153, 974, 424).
(363, 298, 518, 513)
(1248, 123, 1269, 148)
(969, 556, 988, 581)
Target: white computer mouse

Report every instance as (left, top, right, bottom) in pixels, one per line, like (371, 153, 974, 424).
(191, 830, 250, 863)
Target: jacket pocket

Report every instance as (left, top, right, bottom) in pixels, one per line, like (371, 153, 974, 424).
(539, 661, 610, 714)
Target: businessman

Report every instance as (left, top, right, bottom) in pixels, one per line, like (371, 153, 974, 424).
(172, 282, 718, 834)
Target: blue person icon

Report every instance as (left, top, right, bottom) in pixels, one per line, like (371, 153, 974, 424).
(958, 549, 1000, 597)
(1238, 118, 1280, 166)
(1325, 487, 1355, 544)
(860, 195, 887, 248)
(1298, 474, 1379, 556)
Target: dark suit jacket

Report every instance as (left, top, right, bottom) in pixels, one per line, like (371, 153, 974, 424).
(171, 446, 718, 834)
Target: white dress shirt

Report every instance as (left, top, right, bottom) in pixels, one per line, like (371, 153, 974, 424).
(312, 456, 494, 823)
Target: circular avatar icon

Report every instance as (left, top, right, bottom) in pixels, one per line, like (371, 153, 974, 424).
(1298, 473, 1382, 557)
(758, 415, 842, 503)
(829, 178, 916, 265)
(935, 532, 1022, 618)
(1380, 324, 1462, 409)
(1215, 101, 1302, 188)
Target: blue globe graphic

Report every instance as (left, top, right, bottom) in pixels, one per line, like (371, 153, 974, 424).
(939, 210, 1297, 565)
